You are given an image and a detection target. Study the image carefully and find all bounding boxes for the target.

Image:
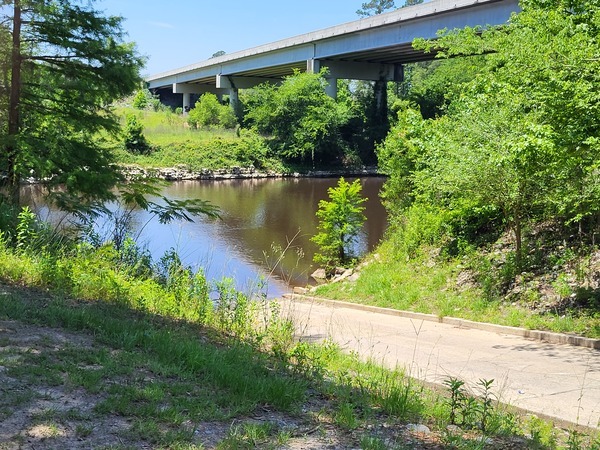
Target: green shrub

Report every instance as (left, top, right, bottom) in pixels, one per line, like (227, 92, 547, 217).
(132, 89, 149, 109)
(388, 203, 451, 259)
(123, 114, 150, 154)
(188, 93, 237, 129)
(311, 178, 367, 271)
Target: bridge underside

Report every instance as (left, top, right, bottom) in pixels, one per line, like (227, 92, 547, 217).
(151, 44, 433, 110)
(147, 0, 519, 108)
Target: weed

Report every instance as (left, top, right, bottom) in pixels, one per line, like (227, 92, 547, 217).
(75, 423, 94, 438)
(444, 377, 467, 426)
(217, 422, 276, 449)
(443, 377, 498, 432)
(335, 401, 360, 430)
(376, 370, 423, 419)
(476, 378, 495, 432)
(526, 415, 558, 449)
(287, 341, 329, 379)
(360, 435, 388, 450)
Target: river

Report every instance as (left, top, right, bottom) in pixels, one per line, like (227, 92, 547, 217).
(27, 177, 388, 298)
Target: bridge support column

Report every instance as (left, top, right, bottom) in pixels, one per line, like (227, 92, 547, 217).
(373, 79, 389, 143)
(182, 93, 191, 113)
(325, 78, 338, 99)
(307, 59, 338, 99)
(229, 88, 243, 121)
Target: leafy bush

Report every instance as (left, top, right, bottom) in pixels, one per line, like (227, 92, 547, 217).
(132, 89, 162, 111)
(132, 89, 149, 109)
(311, 178, 366, 271)
(187, 93, 237, 129)
(387, 203, 452, 259)
(244, 70, 353, 165)
(123, 114, 150, 154)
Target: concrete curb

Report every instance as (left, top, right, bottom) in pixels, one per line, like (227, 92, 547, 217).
(282, 293, 600, 350)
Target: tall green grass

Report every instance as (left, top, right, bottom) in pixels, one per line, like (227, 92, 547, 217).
(111, 108, 285, 172)
(1, 210, 598, 448)
(315, 240, 600, 338)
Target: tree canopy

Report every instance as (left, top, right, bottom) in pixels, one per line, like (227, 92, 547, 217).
(379, 0, 600, 264)
(0, 0, 144, 209)
(244, 70, 353, 165)
(356, 0, 396, 16)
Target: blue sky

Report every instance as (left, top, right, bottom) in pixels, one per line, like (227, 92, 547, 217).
(99, 0, 364, 76)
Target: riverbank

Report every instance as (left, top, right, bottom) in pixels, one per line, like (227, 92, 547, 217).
(0, 192, 598, 447)
(2, 281, 598, 449)
(121, 164, 382, 181)
(313, 233, 600, 339)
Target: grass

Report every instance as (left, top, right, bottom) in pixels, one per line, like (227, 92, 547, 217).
(314, 240, 600, 339)
(0, 216, 598, 448)
(2, 284, 599, 448)
(0, 290, 305, 447)
(110, 107, 287, 173)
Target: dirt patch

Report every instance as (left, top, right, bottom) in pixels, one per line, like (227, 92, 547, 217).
(0, 320, 131, 449)
(0, 318, 458, 449)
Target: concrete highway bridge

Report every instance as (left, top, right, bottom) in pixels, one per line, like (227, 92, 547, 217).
(146, 0, 520, 111)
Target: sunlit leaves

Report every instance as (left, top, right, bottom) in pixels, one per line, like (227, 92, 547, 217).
(1, 0, 144, 206)
(311, 178, 367, 270)
(380, 0, 600, 261)
(244, 70, 352, 164)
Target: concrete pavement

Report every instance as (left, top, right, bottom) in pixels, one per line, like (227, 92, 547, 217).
(279, 294, 600, 428)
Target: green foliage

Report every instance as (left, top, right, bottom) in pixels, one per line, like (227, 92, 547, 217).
(15, 207, 37, 253)
(123, 114, 150, 154)
(316, 237, 600, 338)
(401, 58, 485, 119)
(187, 93, 237, 129)
(356, 0, 423, 17)
(131, 88, 161, 111)
(0, 222, 597, 447)
(379, 0, 600, 278)
(377, 102, 429, 214)
(443, 377, 498, 432)
(244, 70, 353, 165)
(0, 199, 18, 239)
(356, 0, 396, 16)
(311, 178, 367, 270)
(0, 0, 144, 207)
(132, 89, 149, 109)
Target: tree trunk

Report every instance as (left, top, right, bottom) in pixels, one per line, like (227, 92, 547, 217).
(7, 0, 22, 205)
(514, 210, 522, 270)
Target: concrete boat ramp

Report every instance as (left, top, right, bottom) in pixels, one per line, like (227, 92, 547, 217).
(280, 294, 600, 429)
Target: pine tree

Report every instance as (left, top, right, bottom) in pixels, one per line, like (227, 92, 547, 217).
(356, 0, 396, 17)
(311, 178, 367, 271)
(0, 0, 144, 209)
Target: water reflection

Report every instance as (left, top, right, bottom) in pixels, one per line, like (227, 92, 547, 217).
(25, 177, 388, 297)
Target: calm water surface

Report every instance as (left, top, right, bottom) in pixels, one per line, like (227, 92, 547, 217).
(32, 177, 388, 297)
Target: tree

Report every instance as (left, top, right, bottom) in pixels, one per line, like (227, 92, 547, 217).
(244, 70, 352, 165)
(356, 0, 396, 17)
(311, 178, 367, 270)
(0, 0, 144, 208)
(123, 114, 150, 154)
(379, 0, 600, 266)
(356, 0, 422, 17)
(210, 50, 226, 58)
(398, 57, 484, 119)
(187, 93, 237, 129)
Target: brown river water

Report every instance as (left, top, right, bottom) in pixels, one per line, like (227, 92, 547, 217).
(26, 177, 388, 297)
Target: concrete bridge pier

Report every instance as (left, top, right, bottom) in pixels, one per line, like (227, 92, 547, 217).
(173, 83, 229, 113)
(173, 83, 198, 113)
(373, 79, 389, 142)
(325, 77, 338, 98)
(216, 74, 281, 120)
(228, 87, 242, 121)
